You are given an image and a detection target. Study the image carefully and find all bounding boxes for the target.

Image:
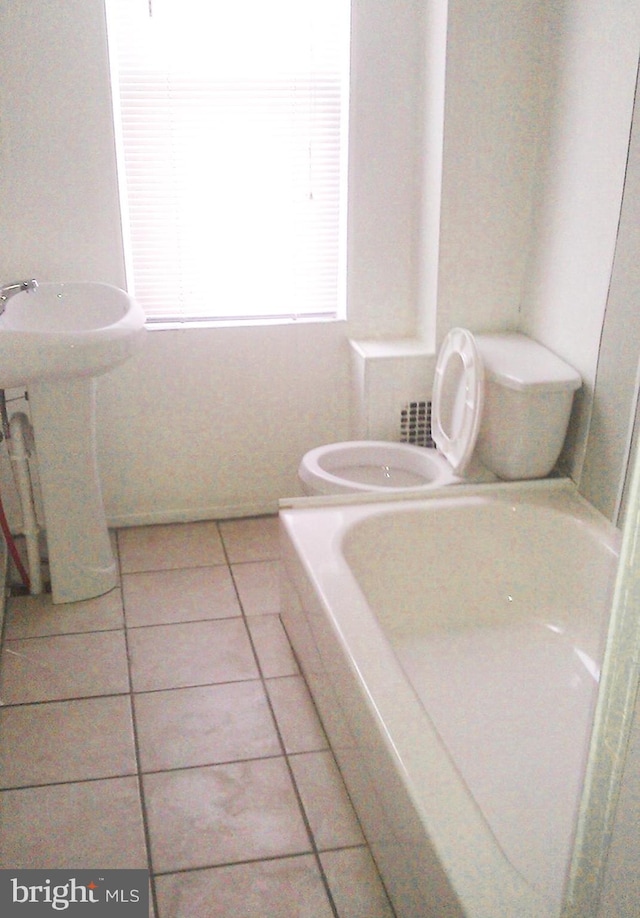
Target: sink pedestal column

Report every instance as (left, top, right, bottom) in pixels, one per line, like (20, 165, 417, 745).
(28, 378, 117, 604)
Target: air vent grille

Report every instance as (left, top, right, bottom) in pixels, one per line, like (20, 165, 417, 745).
(400, 401, 434, 448)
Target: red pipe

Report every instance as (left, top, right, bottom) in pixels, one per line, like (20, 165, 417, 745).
(0, 488, 30, 592)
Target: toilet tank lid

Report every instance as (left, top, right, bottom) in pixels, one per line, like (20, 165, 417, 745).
(474, 333, 582, 392)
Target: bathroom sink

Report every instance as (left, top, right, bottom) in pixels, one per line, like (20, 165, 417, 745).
(0, 281, 146, 602)
(0, 282, 146, 388)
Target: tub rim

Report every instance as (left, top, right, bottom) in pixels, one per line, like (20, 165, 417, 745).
(279, 478, 620, 918)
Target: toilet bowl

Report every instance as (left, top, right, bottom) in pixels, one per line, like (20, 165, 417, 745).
(299, 440, 461, 495)
(299, 328, 581, 497)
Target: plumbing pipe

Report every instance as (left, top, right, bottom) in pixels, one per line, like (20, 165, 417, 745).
(0, 389, 10, 441)
(0, 391, 30, 591)
(0, 488, 30, 592)
(8, 412, 42, 595)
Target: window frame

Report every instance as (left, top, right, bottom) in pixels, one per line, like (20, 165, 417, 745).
(106, 0, 351, 330)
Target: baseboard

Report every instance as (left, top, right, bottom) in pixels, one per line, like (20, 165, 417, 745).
(106, 498, 282, 529)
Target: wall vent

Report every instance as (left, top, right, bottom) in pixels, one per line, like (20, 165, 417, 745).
(400, 400, 434, 448)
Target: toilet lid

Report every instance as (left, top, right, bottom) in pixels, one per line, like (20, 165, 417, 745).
(432, 327, 484, 474)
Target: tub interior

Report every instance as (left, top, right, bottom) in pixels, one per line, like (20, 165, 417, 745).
(340, 497, 618, 904)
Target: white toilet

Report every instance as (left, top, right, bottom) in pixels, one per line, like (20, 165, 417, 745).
(298, 328, 582, 496)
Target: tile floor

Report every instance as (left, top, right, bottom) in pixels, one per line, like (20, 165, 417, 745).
(0, 517, 396, 917)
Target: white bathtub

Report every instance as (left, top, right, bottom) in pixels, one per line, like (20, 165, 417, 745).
(279, 480, 620, 918)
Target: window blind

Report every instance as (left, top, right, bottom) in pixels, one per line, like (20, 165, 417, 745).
(107, 0, 349, 324)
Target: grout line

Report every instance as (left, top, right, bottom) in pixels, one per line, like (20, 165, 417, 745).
(280, 734, 341, 913)
(1, 518, 392, 915)
(283, 635, 400, 917)
(129, 675, 264, 696)
(117, 528, 160, 918)
(0, 689, 130, 709)
(123, 612, 244, 631)
(136, 751, 286, 778)
(225, 540, 340, 918)
(151, 845, 368, 878)
(0, 771, 141, 794)
(2, 621, 125, 643)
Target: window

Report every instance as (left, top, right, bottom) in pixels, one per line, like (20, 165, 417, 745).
(107, 0, 350, 326)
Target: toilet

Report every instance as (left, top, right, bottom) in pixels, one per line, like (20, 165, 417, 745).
(298, 328, 582, 496)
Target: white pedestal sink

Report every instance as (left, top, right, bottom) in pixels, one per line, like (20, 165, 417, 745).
(0, 282, 146, 603)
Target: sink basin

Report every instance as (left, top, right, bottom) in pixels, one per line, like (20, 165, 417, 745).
(0, 282, 146, 388)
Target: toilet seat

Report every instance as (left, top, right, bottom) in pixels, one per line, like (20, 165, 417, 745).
(431, 327, 484, 474)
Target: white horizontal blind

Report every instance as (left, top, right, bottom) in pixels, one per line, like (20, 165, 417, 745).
(107, 0, 349, 324)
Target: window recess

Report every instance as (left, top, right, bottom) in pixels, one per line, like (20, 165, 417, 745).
(107, 0, 349, 326)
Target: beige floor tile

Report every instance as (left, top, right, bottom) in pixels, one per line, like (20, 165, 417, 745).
(134, 681, 280, 772)
(128, 619, 258, 692)
(123, 566, 241, 627)
(0, 776, 148, 869)
(4, 588, 124, 640)
(266, 675, 328, 754)
(0, 695, 136, 789)
(289, 751, 365, 850)
(246, 615, 298, 678)
(143, 758, 310, 873)
(155, 855, 334, 918)
(118, 521, 226, 573)
(0, 630, 129, 704)
(0, 517, 389, 914)
(218, 516, 280, 563)
(231, 560, 281, 616)
(320, 847, 396, 918)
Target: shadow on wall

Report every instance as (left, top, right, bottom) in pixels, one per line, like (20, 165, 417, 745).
(579, 65, 640, 525)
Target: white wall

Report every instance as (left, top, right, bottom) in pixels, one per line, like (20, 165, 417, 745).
(0, 0, 425, 523)
(346, 0, 426, 339)
(436, 0, 551, 342)
(520, 0, 640, 482)
(435, 0, 639, 501)
(580, 67, 640, 523)
(0, 0, 637, 526)
(416, 0, 448, 347)
(0, 1, 125, 285)
(95, 322, 351, 525)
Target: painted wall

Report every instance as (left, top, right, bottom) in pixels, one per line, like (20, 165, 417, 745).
(0, 0, 426, 524)
(438, 0, 639, 494)
(519, 1, 640, 483)
(580, 67, 640, 524)
(0, 0, 637, 526)
(436, 0, 552, 341)
(433, 0, 639, 505)
(582, 67, 640, 918)
(95, 323, 351, 524)
(346, 0, 426, 339)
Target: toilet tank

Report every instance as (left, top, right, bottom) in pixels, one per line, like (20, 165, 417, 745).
(473, 333, 581, 480)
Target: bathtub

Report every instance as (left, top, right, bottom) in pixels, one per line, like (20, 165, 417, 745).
(279, 479, 619, 918)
